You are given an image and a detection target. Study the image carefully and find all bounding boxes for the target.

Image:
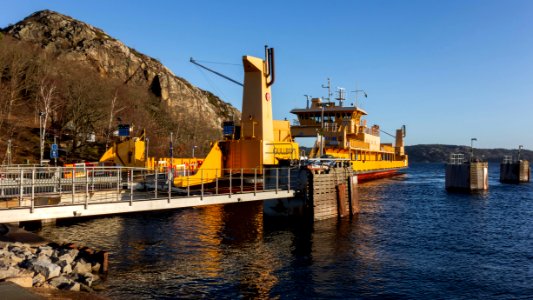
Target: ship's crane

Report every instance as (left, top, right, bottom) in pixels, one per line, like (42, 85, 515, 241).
(189, 58, 243, 86)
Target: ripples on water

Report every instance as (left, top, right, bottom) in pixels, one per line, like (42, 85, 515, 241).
(37, 163, 533, 299)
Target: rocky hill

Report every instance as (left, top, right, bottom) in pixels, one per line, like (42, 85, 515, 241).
(3, 10, 239, 124)
(405, 144, 533, 163)
(0, 10, 240, 162)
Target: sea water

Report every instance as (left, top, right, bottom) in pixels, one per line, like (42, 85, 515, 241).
(37, 163, 533, 299)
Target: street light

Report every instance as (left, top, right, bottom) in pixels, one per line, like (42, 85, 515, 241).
(192, 145, 198, 158)
(39, 111, 46, 165)
(145, 137, 149, 163)
(518, 145, 523, 161)
(470, 138, 477, 162)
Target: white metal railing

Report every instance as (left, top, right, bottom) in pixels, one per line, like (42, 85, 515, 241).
(449, 153, 466, 165)
(502, 155, 513, 164)
(0, 166, 296, 211)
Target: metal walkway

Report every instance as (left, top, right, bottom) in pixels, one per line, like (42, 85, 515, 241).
(0, 166, 296, 223)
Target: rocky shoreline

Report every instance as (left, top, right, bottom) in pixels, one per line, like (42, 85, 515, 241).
(0, 224, 107, 293)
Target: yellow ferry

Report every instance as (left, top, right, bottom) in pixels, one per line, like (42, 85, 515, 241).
(290, 92, 408, 181)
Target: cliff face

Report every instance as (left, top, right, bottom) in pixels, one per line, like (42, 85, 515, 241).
(2, 10, 240, 129)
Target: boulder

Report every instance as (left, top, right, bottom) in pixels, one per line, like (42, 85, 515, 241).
(48, 276, 80, 291)
(8, 253, 24, 264)
(0, 266, 20, 280)
(37, 246, 54, 257)
(5, 276, 33, 288)
(80, 272, 96, 287)
(63, 281, 81, 292)
(31, 261, 61, 279)
(91, 262, 101, 273)
(32, 273, 46, 286)
(58, 248, 79, 260)
(56, 253, 75, 265)
(48, 275, 70, 288)
(72, 259, 92, 274)
(57, 260, 72, 274)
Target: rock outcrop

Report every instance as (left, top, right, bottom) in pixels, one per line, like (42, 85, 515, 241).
(2, 10, 240, 131)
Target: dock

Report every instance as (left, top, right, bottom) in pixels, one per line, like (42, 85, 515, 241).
(0, 166, 295, 224)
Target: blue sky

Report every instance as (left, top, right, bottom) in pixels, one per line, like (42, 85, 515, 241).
(2, 0, 533, 149)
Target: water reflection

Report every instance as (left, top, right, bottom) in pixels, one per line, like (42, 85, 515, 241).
(34, 163, 533, 299)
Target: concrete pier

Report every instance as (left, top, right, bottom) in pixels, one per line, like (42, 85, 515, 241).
(445, 154, 488, 192)
(500, 157, 530, 183)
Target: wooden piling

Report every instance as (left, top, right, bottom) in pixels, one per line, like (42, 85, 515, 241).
(310, 168, 355, 221)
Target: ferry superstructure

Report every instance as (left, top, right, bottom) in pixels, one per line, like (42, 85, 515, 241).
(290, 95, 408, 181)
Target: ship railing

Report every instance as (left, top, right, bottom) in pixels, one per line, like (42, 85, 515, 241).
(304, 158, 351, 169)
(358, 127, 380, 137)
(0, 166, 296, 210)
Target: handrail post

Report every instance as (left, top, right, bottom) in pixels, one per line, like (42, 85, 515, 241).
(57, 167, 62, 198)
(254, 168, 257, 196)
(229, 170, 232, 198)
(129, 169, 134, 205)
(19, 169, 23, 207)
(85, 169, 89, 209)
(117, 168, 121, 201)
(201, 169, 204, 200)
(155, 167, 158, 198)
(31, 168, 35, 213)
(168, 169, 171, 203)
(71, 169, 75, 204)
(91, 167, 95, 193)
(287, 167, 291, 193)
(187, 172, 190, 197)
(275, 168, 279, 194)
(240, 168, 243, 194)
(263, 168, 265, 191)
(215, 169, 219, 195)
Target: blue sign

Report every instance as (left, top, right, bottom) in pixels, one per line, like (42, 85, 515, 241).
(118, 124, 130, 137)
(50, 143, 58, 159)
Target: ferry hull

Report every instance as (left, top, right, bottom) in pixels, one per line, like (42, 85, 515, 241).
(356, 169, 403, 182)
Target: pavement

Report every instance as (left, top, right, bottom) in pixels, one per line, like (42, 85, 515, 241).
(0, 282, 45, 300)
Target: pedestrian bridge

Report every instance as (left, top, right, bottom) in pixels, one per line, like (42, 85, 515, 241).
(0, 166, 296, 223)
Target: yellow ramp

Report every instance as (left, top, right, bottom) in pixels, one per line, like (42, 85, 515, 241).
(173, 142, 223, 187)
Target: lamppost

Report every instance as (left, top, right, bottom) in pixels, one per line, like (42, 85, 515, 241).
(169, 132, 173, 170)
(145, 137, 149, 163)
(518, 145, 523, 161)
(39, 111, 46, 165)
(470, 138, 477, 162)
(192, 145, 198, 158)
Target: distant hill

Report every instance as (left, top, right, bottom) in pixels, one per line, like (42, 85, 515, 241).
(405, 144, 532, 163)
